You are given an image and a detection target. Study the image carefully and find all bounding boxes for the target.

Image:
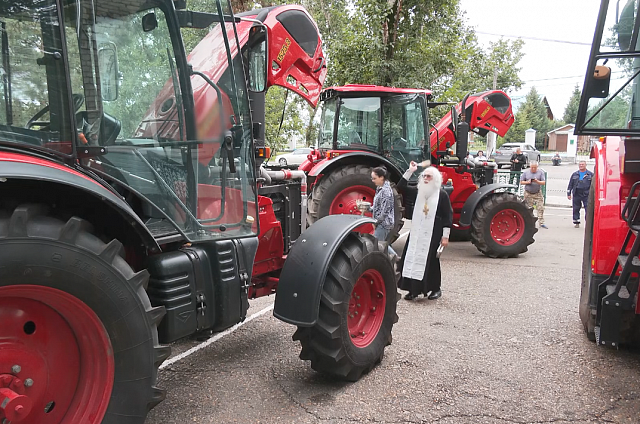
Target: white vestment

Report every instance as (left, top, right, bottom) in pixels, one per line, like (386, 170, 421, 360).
(402, 191, 440, 280)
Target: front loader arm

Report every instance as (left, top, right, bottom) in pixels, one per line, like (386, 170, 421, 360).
(429, 90, 515, 156)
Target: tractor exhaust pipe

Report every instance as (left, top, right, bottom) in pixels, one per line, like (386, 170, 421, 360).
(263, 169, 308, 233)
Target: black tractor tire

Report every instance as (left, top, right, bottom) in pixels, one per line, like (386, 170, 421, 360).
(292, 233, 400, 381)
(470, 192, 537, 258)
(579, 183, 596, 341)
(308, 164, 404, 242)
(0, 204, 168, 424)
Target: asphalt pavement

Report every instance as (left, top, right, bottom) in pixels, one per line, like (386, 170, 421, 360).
(146, 197, 640, 424)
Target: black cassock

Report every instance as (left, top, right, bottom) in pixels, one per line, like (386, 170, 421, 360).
(396, 179, 453, 296)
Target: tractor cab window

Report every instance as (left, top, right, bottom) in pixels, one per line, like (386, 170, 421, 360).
(577, 0, 640, 133)
(336, 97, 380, 151)
(69, 0, 256, 241)
(318, 97, 336, 149)
(382, 94, 426, 171)
(0, 0, 75, 154)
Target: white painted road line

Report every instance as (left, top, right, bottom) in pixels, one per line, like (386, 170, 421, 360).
(395, 231, 410, 241)
(159, 303, 274, 369)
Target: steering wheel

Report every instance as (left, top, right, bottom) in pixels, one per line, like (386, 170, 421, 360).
(25, 93, 85, 130)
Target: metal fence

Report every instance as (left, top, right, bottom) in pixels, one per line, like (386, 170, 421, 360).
(494, 170, 547, 203)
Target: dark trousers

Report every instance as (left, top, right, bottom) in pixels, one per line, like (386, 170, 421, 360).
(572, 193, 588, 224)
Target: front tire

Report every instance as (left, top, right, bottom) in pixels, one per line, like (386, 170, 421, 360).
(308, 164, 404, 242)
(279, 158, 287, 167)
(0, 204, 168, 424)
(580, 183, 596, 340)
(292, 233, 399, 381)
(470, 192, 537, 258)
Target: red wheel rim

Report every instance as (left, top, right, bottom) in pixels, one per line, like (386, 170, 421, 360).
(0, 286, 114, 424)
(348, 270, 386, 347)
(330, 185, 375, 234)
(489, 208, 525, 246)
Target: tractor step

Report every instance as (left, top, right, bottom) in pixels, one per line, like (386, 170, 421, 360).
(145, 219, 182, 243)
(618, 254, 640, 271)
(605, 283, 631, 298)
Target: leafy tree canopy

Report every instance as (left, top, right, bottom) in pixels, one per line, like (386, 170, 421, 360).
(562, 84, 581, 124)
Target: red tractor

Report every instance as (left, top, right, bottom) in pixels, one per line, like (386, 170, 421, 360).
(300, 85, 538, 258)
(0, 2, 398, 423)
(576, 0, 640, 347)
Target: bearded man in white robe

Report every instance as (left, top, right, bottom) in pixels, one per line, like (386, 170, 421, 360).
(397, 162, 453, 300)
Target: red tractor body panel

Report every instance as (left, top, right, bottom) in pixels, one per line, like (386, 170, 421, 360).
(430, 90, 514, 155)
(0, 151, 99, 185)
(589, 137, 640, 289)
(438, 165, 478, 226)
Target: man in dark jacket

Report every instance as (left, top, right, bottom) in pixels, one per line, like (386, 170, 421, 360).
(510, 147, 527, 171)
(567, 160, 593, 228)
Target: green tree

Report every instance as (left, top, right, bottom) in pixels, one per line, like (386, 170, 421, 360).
(264, 86, 308, 153)
(502, 87, 553, 149)
(435, 38, 525, 110)
(562, 85, 581, 124)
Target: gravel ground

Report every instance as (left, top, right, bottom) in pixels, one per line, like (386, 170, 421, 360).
(146, 207, 640, 424)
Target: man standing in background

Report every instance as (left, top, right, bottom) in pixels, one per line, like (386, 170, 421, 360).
(521, 161, 547, 229)
(567, 161, 593, 228)
(510, 147, 527, 171)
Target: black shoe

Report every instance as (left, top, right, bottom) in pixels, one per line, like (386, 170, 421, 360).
(427, 290, 442, 300)
(404, 293, 416, 301)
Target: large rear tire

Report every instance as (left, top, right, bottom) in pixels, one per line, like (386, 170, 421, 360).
(470, 192, 537, 258)
(579, 183, 596, 341)
(308, 164, 404, 242)
(0, 204, 168, 424)
(292, 233, 399, 381)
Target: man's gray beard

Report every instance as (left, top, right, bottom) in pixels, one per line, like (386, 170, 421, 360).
(417, 179, 439, 201)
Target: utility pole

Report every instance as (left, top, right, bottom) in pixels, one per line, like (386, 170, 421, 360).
(486, 66, 498, 157)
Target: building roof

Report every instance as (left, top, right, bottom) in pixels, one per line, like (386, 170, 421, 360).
(547, 123, 575, 135)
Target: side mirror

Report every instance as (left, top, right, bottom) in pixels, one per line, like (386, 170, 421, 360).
(142, 12, 158, 32)
(248, 25, 268, 93)
(98, 42, 119, 101)
(451, 106, 459, 134)
(585, 65, 611, 99)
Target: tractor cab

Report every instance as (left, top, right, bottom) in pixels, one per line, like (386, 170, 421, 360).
(0, 0, 268, 242)
(317, 85, 432, 179)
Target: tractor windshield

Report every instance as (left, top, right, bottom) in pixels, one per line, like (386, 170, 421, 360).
(0, 0, 259, 241)
(576, 0, 640, 134)
(319, 93, 427, 174)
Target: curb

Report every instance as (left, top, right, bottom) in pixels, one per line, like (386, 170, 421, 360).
(545, 203, 572, 208)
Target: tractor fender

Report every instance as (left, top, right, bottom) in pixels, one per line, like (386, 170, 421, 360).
(0, 158, 160, 252)
(458, 183, 517, 227)
(308, 152, 403, 182)
(274, 214, 375, 326)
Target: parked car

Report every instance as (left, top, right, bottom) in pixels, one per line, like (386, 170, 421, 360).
(274, 148, 313, 167)
(491, 143, 541, 169)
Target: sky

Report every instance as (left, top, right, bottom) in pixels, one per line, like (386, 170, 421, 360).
(459, 0, 603, 120)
